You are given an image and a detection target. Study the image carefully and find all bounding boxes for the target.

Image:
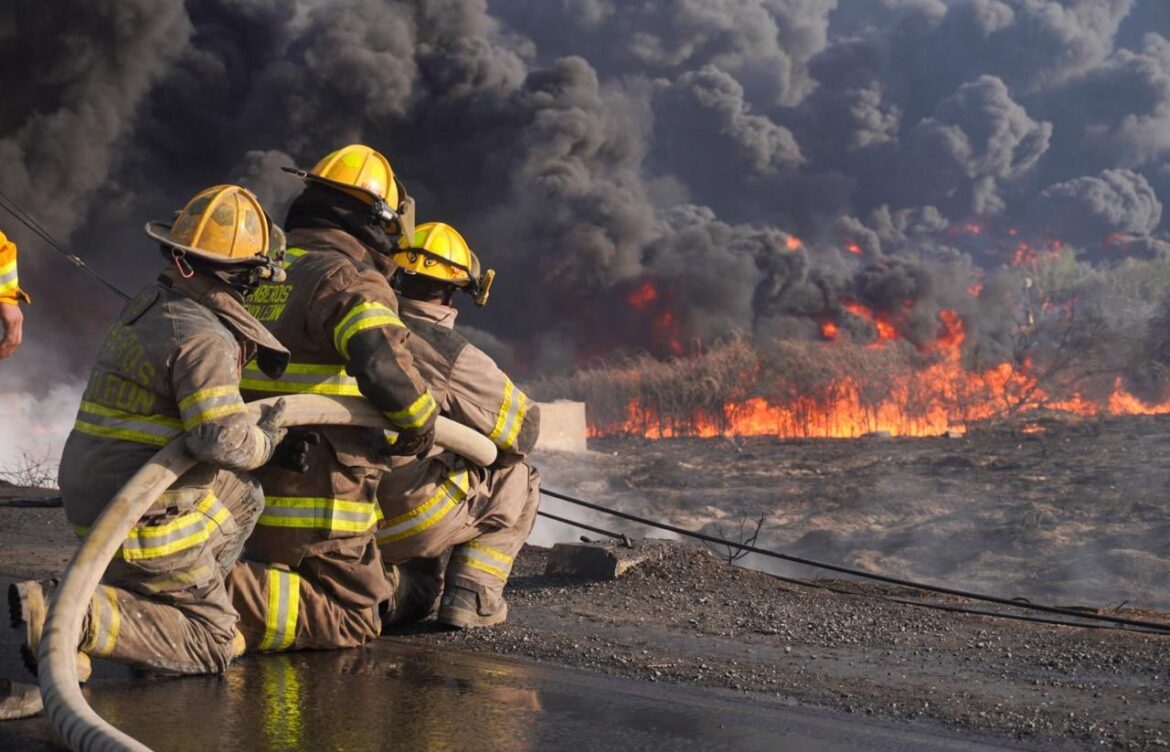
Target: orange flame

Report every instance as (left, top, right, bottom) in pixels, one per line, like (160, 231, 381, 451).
(591, 310, 1170, 440)
(786, 235, 802, 250)
(627, 281, 658, 310)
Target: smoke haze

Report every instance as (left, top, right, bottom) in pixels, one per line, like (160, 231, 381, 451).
(3, 0, 1170, 393)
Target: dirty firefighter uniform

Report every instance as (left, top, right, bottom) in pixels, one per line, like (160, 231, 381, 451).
(230, 227, 437, 651)
(57, 272, 289, 674)
(377, 298, 541, 624)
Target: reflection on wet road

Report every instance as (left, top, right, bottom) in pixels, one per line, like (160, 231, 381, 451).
(0, 640, 1017, 751)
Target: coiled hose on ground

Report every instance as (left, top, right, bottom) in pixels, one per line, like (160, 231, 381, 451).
(38, 395, 498, 752)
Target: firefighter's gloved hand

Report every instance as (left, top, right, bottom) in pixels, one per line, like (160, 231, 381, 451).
(256, 398, 289, 452)
(270, 429, 321, 473)
(386, 424, 435, 459)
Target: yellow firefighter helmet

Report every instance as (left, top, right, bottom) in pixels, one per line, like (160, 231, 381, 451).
(283, 144, 415, 238)
(145, 185, 286, 276)
(393, 222, 495, 306)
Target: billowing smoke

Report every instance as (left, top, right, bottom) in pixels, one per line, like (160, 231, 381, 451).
(3, 0, 1170, 393)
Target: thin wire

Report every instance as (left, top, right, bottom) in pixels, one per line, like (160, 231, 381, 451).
(537, 509, 625, 540)
(0, 189, 131, 301)
(540, 488, 1170, 635)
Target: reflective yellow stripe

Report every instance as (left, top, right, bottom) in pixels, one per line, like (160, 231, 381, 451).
(120, 492, 221, 560)
(85, 586, 121, 657)
(488, 379, 528, 451)
(259, 568, 300, 652)
(385, 391, 437, 430)
(451, 540, 513, 581)
(464, 539, 513, 564)
(76, 492, 226, 562)
(0, 258, 17, 294)
(280, 247, 309, 269)
(73, 401, 183, 447)
(258, 496, 380, 533)
(178, 385, 246, 430)
(376, 465, 470, 545)
(332, 301, 404, 359)
(241, 362, 361, 397)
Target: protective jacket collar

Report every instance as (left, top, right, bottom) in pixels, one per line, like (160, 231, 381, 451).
(399, 297, 458, 330)
(165, 271, 290, 378)
(285, 227, 396, 277)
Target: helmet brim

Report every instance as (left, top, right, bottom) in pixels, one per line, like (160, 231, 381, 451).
(145, 221, 274, 266)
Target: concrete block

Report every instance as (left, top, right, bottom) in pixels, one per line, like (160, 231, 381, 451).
(534, 400, 588, 452)
(544, 542, 649, 580)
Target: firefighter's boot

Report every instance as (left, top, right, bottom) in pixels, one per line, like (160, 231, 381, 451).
(8, 581, 92, 682)
(0, 678, 42, 720)
(437, 584, 508, 630)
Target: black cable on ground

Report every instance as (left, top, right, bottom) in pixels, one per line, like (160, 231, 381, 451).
(788, 577, 1170, 635)
(541, 488, 1170, 635)
(0, 190, 131, 302)
(537, 509, 625, 541)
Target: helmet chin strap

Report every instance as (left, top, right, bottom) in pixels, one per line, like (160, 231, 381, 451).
(171, 248, 195, 279)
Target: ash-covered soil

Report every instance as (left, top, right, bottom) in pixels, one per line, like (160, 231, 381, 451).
(533, 412, 1170, 610)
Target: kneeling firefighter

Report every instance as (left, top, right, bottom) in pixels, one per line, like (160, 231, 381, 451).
(229, 144, 439, 652)
(377, 222, 541, 629)
(12, 185, 291, 677)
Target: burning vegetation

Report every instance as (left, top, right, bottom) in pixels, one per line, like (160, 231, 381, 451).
(531, 243, 1170, 439)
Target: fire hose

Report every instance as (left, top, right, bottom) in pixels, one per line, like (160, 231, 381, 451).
(37, 395, 498, 752)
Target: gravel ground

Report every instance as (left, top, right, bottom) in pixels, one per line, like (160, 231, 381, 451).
(396, 542, 1170, 752)
(3, 414, 1170, 752)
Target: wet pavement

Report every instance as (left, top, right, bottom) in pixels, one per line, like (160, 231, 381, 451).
(0, 637, 1023, 752)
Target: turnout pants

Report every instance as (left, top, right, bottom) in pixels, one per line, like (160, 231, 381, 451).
(228, 434, 393, 652)
(78, 469, 262, 674)
(376, 457, 540, 624)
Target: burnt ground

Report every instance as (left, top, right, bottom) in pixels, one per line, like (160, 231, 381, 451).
(1, 414, 1169, 750)
(533, 412, 1170, 610)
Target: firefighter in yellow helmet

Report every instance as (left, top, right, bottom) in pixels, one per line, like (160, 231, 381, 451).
(377, 222, 540, 629)
(0, 229, 30, 360)
(10, 185, 291, 679)
(229, 145, 439, 653)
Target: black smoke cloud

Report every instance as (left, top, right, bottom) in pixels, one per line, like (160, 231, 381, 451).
(3, 0, 1170, 387)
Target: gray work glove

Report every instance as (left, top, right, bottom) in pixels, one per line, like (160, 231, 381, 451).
(256, 398, 289, 454)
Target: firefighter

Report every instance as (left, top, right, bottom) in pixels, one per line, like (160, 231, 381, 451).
(0, 229, 30, 360)
(10, 185, 291, 677)
(228, 144, 438, 652)
(376, 222, 540, 630)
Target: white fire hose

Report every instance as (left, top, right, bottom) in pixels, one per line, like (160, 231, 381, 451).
(38, 395, 498, 752)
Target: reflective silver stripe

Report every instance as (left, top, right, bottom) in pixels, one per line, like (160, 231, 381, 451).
(86, 586, 121, 656)
(332, 302, 404, 358)
(74, 401, 183, 446)
(0, 266, 17, 289)
(258, 497, 379, 533)
(376, 465, 469, 544)
(451, 540, 513, 581)
(385, 391, 437, 430)
(178, 386, 246, 429)
(241, 363, 361, 397)
(260, 568, 300, 651)
(488, 379, 528, 450)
